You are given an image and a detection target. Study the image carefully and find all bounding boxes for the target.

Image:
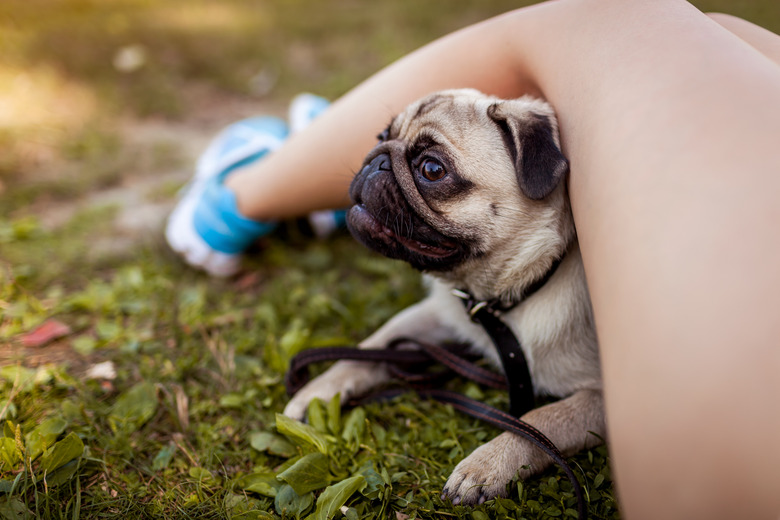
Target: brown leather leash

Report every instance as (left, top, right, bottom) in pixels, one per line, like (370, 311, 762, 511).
(285, 336, 588, 519)
(285, 337, 506, 395)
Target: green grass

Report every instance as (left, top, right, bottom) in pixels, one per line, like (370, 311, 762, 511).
(0, 220, 620, 519)
(2, 0, 779, 518)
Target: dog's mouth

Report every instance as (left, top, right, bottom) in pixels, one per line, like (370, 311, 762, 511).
(346, 150, 470, 272)
(348, 204, 459, 259)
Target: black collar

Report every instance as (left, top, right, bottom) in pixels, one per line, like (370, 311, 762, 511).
(452, 254, 565, 317)
(451, 254, 565, 416)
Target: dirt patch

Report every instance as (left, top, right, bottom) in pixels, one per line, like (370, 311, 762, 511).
(35, 90, 288, 247)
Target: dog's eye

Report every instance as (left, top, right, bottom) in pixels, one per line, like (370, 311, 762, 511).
(420, 158, 446, 181)
(377, 127, 390, 142)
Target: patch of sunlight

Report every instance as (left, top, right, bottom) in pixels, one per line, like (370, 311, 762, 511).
(0, 65, 99, 181)
(149, 3, 268, 34)
(0, 65, 97, 133)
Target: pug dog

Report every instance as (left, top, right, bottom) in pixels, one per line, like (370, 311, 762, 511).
(283, 89, 605, 506)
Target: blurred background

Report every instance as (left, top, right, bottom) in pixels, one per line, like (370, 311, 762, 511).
(1, 0, 778, 220)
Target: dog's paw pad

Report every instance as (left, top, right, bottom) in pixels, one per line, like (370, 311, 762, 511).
(442, 469, 508, 506)
(441, 437, 534, 506)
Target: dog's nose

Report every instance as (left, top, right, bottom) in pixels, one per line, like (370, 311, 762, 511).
(350, 153, 392, 204)
(363, 153, 391, 175)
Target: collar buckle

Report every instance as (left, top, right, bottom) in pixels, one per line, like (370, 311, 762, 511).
(451, 289, 500, 321)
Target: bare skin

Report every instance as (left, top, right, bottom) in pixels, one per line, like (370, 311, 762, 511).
(224, 1, 780, 517)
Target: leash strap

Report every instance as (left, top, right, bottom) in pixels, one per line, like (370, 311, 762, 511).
(451, 255, 566, 417)
(455, 295, 536, 417)
(285, 337, 506, 396)
(285, 340, 587, 520)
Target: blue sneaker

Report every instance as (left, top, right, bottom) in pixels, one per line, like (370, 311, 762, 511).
(288, 93, 332, 134)
(288, 93, 349, 238)
(165, 116, 289, 276)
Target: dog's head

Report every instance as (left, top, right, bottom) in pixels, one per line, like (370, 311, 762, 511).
(347, 89, 574, 299)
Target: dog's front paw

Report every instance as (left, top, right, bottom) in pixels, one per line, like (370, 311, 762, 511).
(283, 389, 322, 421)
(442, 432, 542, 505)
(283, 360, 389, 420)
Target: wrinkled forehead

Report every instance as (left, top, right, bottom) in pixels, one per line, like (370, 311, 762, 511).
(393, 93, 491, 141)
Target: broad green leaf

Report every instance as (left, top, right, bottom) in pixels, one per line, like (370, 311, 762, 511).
(307, 475, 366, 520)
(326, 394, 341, 436)
(274, 483, 313, 519)
(357, 464, 385, 500)
(0, 439, 19, 469)
(249, 431, 296, 458)
(109, 381, 157, 433)
(306, 398, 328, 434)
(276, 452, 332, 495)
(40, 432, 83, 473)
(188, 467, 214, 482)
(275, 414, 329, 454)
(42, 458, 79, 488)
(152, 444, 176, 471)
(0, 496, 30, 520)
(495, 497, 518, 511)
(438, 439, 457, 449)
(279, 318, 310, 358)
(25, 416, 67, 461)
(1, 399, 17, 419)
(237, 470, 282, 497)
(341, 407, 365, 448)
(276, 455, 302, 474)
(224, 492, 264, 516)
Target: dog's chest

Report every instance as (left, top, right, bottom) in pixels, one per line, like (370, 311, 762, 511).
(434, 269, 600, 398)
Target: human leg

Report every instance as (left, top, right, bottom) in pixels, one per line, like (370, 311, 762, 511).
(222, 14, 542, 221)
(514, 2, 780, 518)
(708, 12, 780, 65)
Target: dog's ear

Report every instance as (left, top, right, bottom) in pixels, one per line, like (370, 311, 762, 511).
(487, 101, 569, 200)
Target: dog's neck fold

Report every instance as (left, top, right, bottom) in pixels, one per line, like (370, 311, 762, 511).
(453, 247, 569, 311)
(442, 226, 576, 304)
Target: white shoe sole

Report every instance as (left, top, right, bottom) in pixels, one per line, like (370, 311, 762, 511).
(166, 129, 285, 277)
(165, 192, 241, 277)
